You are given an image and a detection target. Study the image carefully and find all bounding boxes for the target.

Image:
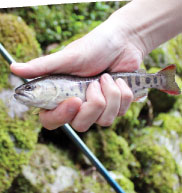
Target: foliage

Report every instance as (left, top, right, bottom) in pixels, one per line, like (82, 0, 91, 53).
(3, 2, 127, 47)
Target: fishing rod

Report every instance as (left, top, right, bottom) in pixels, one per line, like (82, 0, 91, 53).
(0, 43, 125, 193)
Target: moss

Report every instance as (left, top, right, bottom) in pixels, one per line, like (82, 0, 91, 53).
(71, 175, 114, 193)
(131, 127, 180, 193)
(84, 128, 139, 178)
(66, 171, 136, 193)
(154, 113, 182, 134)
(110, 102, 145, 138)
(130, 111, 182, 193)
(7, 144, 77, 193)
(0, 101, 40, 192)
(0, 13, 41, 90)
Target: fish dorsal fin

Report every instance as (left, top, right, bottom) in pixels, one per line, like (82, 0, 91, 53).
(135, 69, 146, 74)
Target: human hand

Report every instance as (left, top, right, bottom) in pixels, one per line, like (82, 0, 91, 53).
(10, 13, 144, 132)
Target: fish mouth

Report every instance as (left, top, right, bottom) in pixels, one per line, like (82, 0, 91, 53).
(14, 93, 30, 100)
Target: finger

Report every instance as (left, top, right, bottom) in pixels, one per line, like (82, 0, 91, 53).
(71, 81, 106, 132)
(96, 74, 121, 127)
(10, 42, 84, 79)
(115, 78, 133, 116)
(39, 97, 82, 130)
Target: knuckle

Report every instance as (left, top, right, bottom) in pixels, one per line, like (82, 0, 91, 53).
(111, 87, 121, 98)
(71, 122, 89, 132)
(93, 99, 106, 109)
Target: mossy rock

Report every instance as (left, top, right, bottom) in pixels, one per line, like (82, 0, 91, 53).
(0, 101, 40, 192)
(6, 144, 77, 193)
(0, 13, 41, 90)
(70, 172, 136, 193)
(131, 127, 180, 193)
(83, 128, 139, 178)
(130, 112, 182, 193)
(110, 102, 145, 139)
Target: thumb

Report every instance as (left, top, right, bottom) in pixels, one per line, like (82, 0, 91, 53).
(10, 44, 83, 79)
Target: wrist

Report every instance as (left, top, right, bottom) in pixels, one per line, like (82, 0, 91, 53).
(109, 0, 182, 55)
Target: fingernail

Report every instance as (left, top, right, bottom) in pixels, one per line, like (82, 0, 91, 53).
(93, 80, 100, 88)
(116, 78, 124, 84)
(102, 73, 113, 82)
(11, 63, 27, 68)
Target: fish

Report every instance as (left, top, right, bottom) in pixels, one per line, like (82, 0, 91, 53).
(14, 64, 181, 110)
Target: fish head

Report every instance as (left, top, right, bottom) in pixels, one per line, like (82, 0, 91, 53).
(14, 80, 58, 109)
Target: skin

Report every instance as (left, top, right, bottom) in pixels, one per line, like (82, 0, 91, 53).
(10, 0, 182, 132)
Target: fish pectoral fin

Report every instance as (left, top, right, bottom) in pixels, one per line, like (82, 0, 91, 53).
(133, 89, 148, 102)
(134, 95, 148, 102)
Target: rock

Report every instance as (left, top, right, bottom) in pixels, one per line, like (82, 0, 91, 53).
(83, 128, 139, 178)
(130, 113, 182, 193)
(0, 75, 29, 118)
(109, 172, 136, 193)
(8, 144, 78, 193)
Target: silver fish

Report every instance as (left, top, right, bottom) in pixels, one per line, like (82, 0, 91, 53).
(14, 65, 181, 109)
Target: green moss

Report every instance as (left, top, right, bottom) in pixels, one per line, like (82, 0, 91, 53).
(111, 102, 145, 138)
(154, 113, 182, 134)
(131, 126, 180, 193)
(84, 128, 139, 178)
(0, 101, 40, 192)
(133, 143, 178, 193)
(7, 144, 77, 193)
(66, 171, 136, 193)
(0, 13, 41, 90)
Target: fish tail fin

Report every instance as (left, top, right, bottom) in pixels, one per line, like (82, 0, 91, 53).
(158, 64, 181, 95)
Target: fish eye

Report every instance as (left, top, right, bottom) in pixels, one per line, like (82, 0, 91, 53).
(24, 85, 33, 91)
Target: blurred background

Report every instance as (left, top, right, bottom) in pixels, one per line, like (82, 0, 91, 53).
(0, 2, 182, 193)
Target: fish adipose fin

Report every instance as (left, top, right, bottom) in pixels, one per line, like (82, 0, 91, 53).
(158, 65, 181, 95)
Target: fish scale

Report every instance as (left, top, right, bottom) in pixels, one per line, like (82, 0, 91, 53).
(14, 65, 181, 109)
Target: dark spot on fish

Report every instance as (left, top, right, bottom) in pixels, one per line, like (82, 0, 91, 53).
(70, 87, 74, 91)
(127, 76, 132, 88)
(150, 84, 153, 87)
(135, 76, 140, 86)
(143, 87, 145, 89)
(75, 93, 78, 96)
(145, 77, 151, 84)
(160, 77, 163, 84)
(134, 90, 137, 93)
(66, 93, 69, 96)
(79, 82, 83, 93)
(61, 88, 64, 92)
(154, 77, 157, 84)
